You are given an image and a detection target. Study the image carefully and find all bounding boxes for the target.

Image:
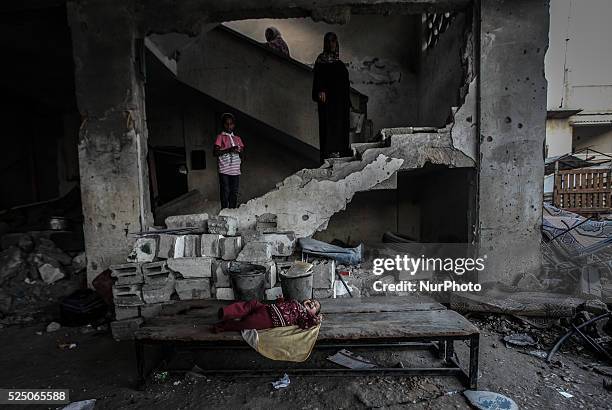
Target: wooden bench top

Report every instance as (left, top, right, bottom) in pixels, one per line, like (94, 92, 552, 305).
(135, 297, 478, 342)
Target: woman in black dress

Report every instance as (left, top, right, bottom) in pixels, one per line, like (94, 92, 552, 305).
(312, 32, 351, 164)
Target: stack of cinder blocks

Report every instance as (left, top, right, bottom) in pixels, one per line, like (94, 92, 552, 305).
(110, 212, 303, 340)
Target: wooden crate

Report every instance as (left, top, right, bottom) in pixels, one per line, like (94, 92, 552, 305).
(554, 168, 612, 216)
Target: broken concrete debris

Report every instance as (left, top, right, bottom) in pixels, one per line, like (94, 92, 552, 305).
(38, 262, 65, 284)
(115, 306, 139, 320)
(207, 215, 238, 236)
(236, 241, 272, 263)
(46, 321, 61, 332)
(127, 237, 158, 263)
(165, 213, 209, 230)
(213, 260, 231, 287)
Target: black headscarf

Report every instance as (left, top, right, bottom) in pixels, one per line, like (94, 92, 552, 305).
(315, 32, 340, 64)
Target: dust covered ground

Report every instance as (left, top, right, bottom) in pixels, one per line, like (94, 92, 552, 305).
(0, 315, 610, 409)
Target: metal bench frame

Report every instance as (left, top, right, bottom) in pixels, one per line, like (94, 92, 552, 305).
(134, 333, 479, 389)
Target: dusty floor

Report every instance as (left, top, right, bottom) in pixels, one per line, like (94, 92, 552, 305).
(0, 316, 610, 410)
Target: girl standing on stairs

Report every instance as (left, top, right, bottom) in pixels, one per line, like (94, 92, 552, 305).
(312, 32, 351, 164)
(214, 112, 244, 209)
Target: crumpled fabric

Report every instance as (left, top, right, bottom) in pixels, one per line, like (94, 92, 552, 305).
(298, 238, 362, 265)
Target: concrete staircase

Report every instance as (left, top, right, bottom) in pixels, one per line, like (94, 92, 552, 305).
(219, 123, 475, 238)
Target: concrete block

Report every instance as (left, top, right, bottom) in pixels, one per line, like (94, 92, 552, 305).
(111, 317, 143, 340)
(165, 213, 209, 230)
(115, 306, 140, 320)
(127, 237, 158, 263)
(219, 236, 243, 260)
(215, 287, 235, 300)
(236, 241, 272, 262)
(142, 261, 169, 283)
(175, 278, 212, 300)
(112, 284, 143, 306)
(256, 213, 278, 233)
(173, 235, 185, 258)
(142, 279, 175, 304)
(158, 234, 175, 259)
(200, 234, 223, 257)
(312, 259, 335, 289)
(141, 303, 163, 319)
(110, 263, 143, 285)
(208, 216, 238, 236)
(184, 235, 200, 257)
(265, 287, 283, 301)
(213, 259, 231, 287)
(262, 232, 296, 256)
(167, 257, 213, 278)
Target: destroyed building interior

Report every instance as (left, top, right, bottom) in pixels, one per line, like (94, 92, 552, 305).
(0, 0, 611, 409)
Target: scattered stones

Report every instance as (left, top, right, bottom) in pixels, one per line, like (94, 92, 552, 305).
(167, 257, 213, 278)
(207, 216, 238, 236)
(46, 321, 61, 332)
(72, 252, 87, 272)
(175, 279, 212, 300)
(38, 262, 65, 284)
(36, 238, 72, 265)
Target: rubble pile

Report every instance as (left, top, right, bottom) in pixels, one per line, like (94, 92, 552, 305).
(110, 213, 339, 339)
(0, 233, 84, 325)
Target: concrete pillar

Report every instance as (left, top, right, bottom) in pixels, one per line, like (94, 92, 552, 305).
(478, 0, 549, 285)
(67, 0, 153, 285)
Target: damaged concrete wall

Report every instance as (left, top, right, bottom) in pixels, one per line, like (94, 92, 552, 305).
(67, 0, 153, 285)
(228, 15, 421, 129)
(418, 11, 470, 127)
(478, 0, 549, 285)
(220, 154, 404, 237)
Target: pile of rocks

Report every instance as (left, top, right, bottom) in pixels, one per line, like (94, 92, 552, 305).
(0, 233, 84, 324)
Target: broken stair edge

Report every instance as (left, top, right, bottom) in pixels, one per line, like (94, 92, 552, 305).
(220, 153, 404, 237)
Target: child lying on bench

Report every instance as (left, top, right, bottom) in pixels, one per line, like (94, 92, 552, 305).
(212, 298, 322, 332)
